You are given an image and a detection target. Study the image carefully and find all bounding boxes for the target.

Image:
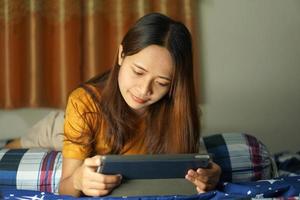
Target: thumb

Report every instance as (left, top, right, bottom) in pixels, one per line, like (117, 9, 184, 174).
(83, 155, 101, 167)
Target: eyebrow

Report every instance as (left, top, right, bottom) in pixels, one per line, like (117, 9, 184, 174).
(133, 63, 171, 81)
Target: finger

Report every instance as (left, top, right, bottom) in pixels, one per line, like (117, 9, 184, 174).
(186, 174, 206, 187)
(187, 169, 208, 183)
(187, 169, 199, 178)
(196, 167, 220, 184)
(85, 181, 120, 191)
(196, 167, 213, 175)
(186, 174, 203, 186)
(186, 173, 213, 191)
(187, 175, 207, 191)
(185, 174, 195, 182)
(195, 169, 210, 183)
(101, 174, 123, 184)
(100, 183, 120, 190)
(188, 169, 210, 179)
(195, 180, 211, 192)
(197, 167, 219, 182)
(85, 172, 122, 185)
(185, 169, 200, 183)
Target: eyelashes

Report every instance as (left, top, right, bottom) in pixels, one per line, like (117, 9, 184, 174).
(132, 69, 143, 76)
(157, 82, 169, 87)
(131, 68, 170, 87)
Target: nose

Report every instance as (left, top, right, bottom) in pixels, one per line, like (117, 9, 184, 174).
(139, 79, 152, 97)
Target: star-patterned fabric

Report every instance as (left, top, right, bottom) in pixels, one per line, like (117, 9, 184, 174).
(0, 176, 300, 199)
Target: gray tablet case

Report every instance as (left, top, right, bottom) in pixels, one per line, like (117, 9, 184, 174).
(108, 179, 198, 197)
(97, 154, 210, 180)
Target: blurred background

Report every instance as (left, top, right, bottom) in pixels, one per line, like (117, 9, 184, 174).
(0, 0, 299, 154)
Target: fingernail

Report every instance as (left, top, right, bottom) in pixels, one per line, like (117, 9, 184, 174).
(185, 174, 190, 180)
(188, 170, 194, 175)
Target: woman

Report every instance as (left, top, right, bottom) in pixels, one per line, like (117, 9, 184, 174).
(59, 12, 221, 197)
(7, 12, 221, 196)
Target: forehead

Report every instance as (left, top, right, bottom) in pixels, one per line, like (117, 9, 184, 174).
(127, 45, 174, 76)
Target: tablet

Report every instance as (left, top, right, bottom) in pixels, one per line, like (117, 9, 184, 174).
(97, 154, 210, 179)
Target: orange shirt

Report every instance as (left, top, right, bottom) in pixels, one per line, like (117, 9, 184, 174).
(62, 85, 146, 160)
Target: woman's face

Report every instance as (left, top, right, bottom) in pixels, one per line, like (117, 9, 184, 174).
(118, 45, 174, 114)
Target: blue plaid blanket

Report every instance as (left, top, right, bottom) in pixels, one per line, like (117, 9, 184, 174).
(275, 151, 300, 176)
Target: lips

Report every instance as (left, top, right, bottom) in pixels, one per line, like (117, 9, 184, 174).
(131, 93, 148, 104)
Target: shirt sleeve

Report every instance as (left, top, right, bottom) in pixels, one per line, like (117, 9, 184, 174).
(62, 86, 98, 160)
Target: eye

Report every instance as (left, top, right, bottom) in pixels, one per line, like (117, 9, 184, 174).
(156, 81, 170, 87)
(132, 68, 144, 76)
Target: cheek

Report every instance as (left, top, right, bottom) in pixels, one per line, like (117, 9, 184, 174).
(118, 68, 135, 90)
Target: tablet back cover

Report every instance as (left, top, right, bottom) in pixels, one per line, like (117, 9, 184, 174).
(99, 154, 209, 179)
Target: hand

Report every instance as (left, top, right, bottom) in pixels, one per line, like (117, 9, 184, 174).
(73, 155, 122, 196)
(185, 161, 221, 193)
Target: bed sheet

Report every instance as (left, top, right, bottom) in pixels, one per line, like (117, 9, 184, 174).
(1, 175, 300, 200)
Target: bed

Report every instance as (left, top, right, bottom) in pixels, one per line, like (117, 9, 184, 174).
(1, 133, 299, 199)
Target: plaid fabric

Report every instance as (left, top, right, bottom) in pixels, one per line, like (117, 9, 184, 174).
(203, 133, 274, 183)
(275, 151, 300, 176)
(0, 148, 62, 193)
(0, 133, 275, 193)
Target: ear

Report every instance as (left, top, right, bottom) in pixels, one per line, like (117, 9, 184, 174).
(118, 44, 124, 66)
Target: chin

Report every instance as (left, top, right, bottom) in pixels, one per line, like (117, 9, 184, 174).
(130, 105, 144, 112)
(128, 103, 147, 114)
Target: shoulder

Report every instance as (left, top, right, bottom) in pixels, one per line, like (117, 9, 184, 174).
(69, 84, 100, 99)
(66, 84, 101, 113)
(68, 84, 101, 102)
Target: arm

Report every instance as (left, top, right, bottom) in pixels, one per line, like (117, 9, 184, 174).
(59, 157, 83, 197)
(185, 161, 221, 193)
(59, 87, 122, 197)
(59, 155, 122, 197)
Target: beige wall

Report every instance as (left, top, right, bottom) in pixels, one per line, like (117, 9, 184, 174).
(199, 0, 300, 153)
